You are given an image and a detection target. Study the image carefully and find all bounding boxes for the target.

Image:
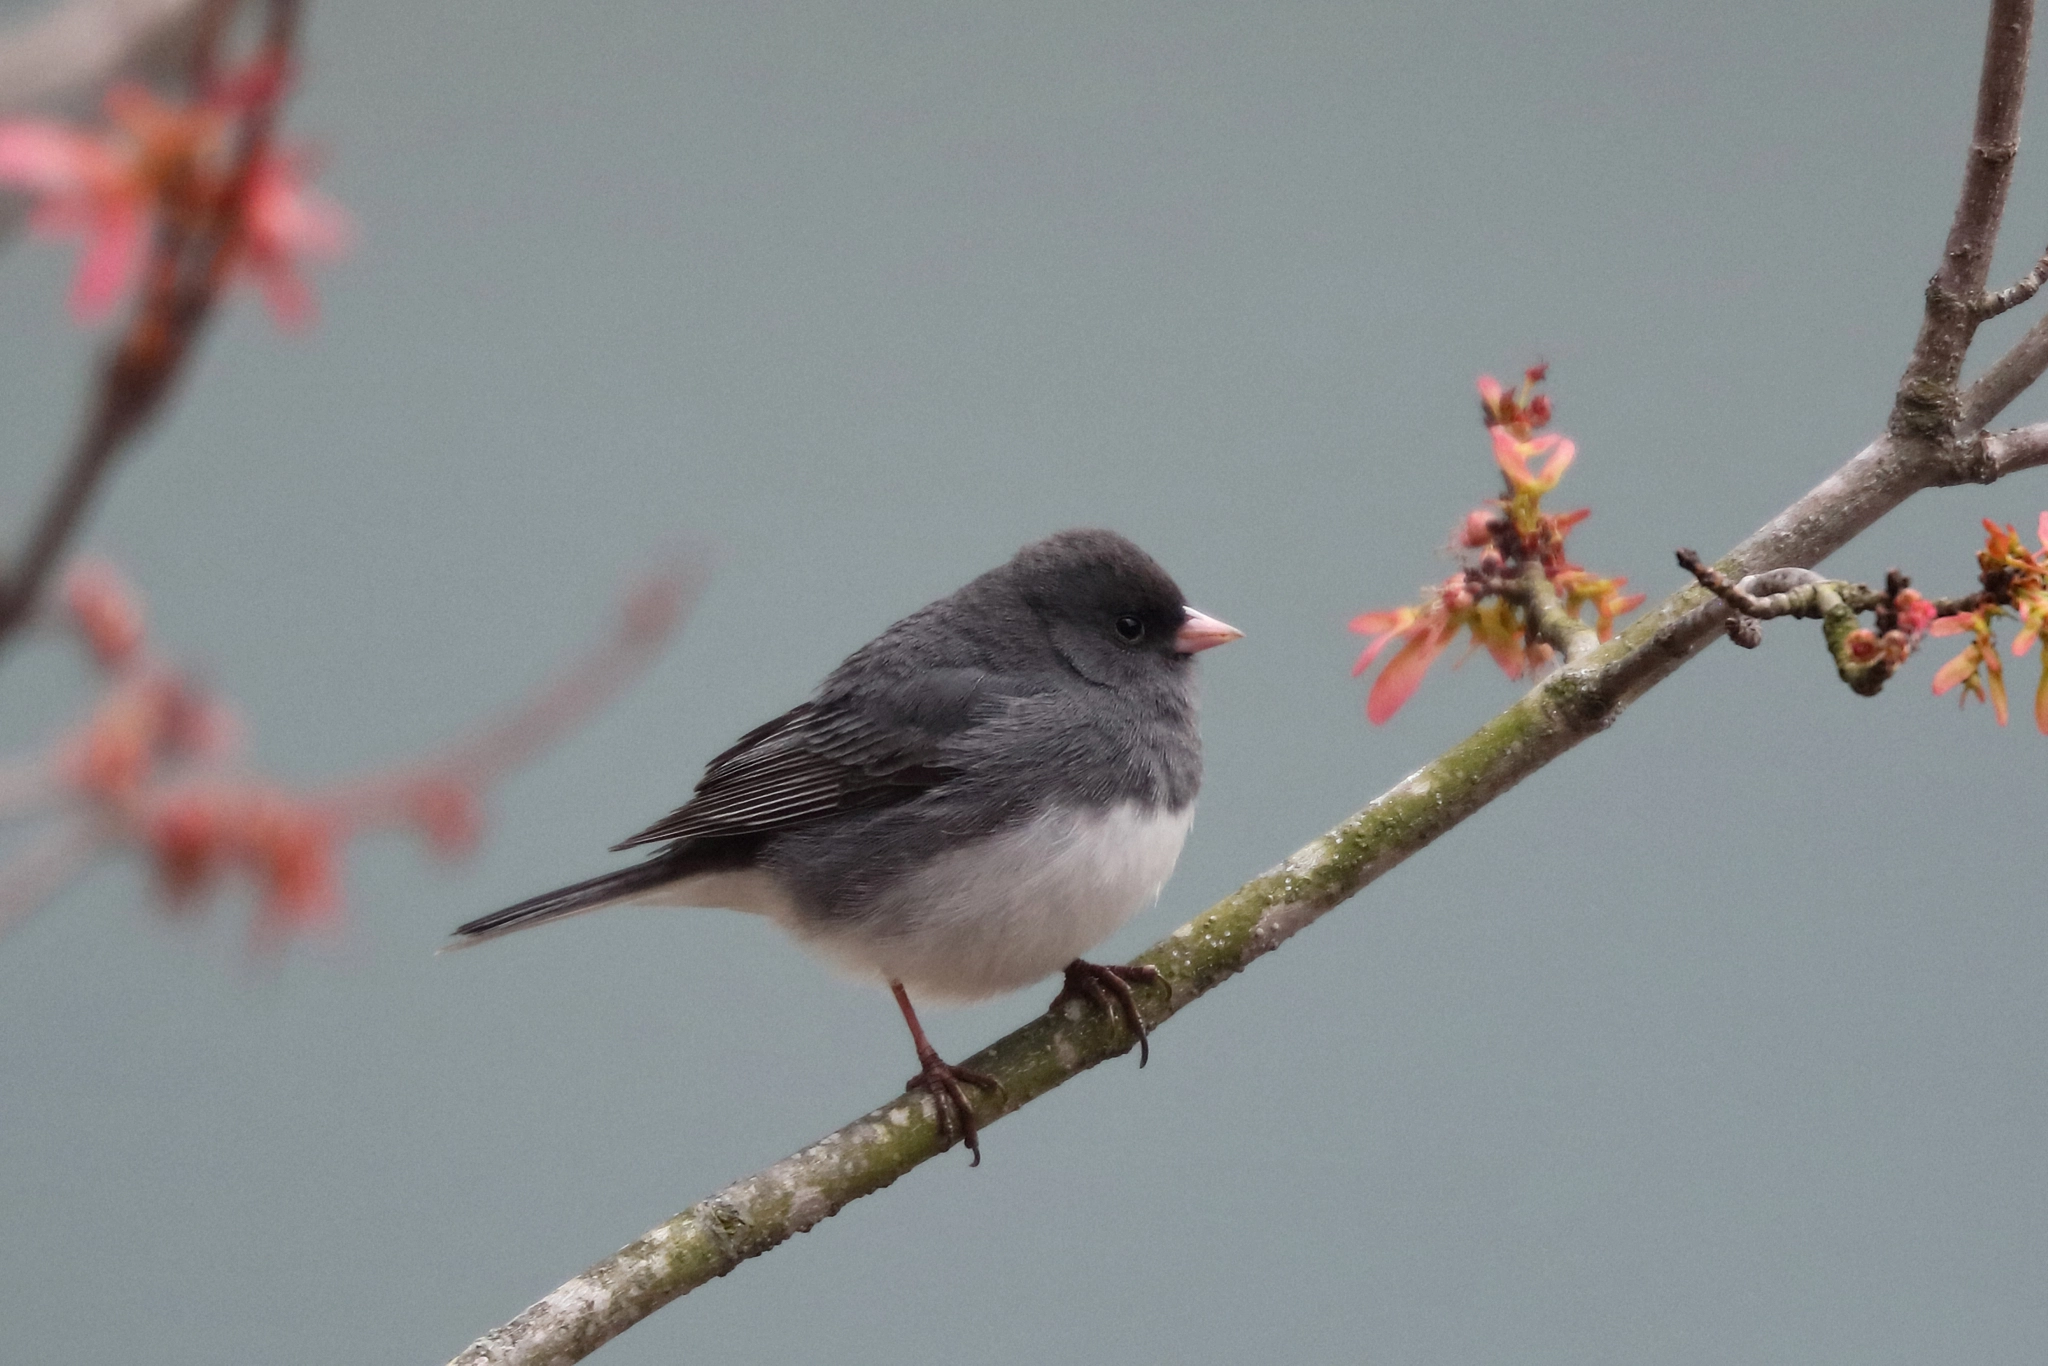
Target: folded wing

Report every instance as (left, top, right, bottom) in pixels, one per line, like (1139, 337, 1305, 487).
(610, 667, 1011, 851)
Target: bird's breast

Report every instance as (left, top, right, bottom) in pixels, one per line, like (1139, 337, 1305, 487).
(780, 800, 1194, 1002)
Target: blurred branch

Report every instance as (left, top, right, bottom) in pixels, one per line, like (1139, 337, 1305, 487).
(0, 555, 702, 941)
(0, 0, 295, 657)
(322, 559, 709, 836)
(447, 5, 2048, 1362)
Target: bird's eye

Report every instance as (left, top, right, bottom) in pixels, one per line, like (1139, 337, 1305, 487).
(1114, 615, 1145, 642)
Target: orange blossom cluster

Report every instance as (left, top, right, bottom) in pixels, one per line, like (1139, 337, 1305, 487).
(1350, 367, 1644, 724)
(1925, 514, 2048, 730)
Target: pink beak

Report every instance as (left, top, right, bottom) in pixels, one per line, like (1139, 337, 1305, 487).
(1174, 607, 1244, 654)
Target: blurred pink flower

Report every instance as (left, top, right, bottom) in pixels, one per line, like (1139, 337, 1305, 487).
(240, 150, 351, 329)
(0, 71, 347, 327)
(0, 556, 703, 948)
(0, 118, 152, 319)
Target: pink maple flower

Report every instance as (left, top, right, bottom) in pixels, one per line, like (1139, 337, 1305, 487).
(0, 73, 346, 327)
(1892, 588, 1938, 637)
(1352, 369, 1641, 725)
(1352, 602, 1462, 724)
(1927, 613, 1974, 639)
(239, 149, 351, 329)
(142, 785, 230, 906)
(1366, 618, 1457, 725)
(62, 558, 147, 670)
(139, 781, 343, 941)
(1350, 605, 1424, 677)
(1492, 428, 1576, 496)
(1476, 365, 1551, 434)
(239, 788, 342, 937)
(1459, 508, 1502, 549)
(0, 119, 152, 319)
(1930, 613, 2008, 725)
(54, 669, 233, 803)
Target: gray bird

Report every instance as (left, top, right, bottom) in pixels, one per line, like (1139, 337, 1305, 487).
(450, 529, 1240, 1162)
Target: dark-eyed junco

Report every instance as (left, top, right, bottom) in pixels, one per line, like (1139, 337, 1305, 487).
(449, 529, 1240, 1162)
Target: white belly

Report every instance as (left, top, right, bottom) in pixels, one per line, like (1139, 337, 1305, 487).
(786, 801, 1194, 1002)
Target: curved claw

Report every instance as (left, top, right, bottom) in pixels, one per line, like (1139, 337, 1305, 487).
(1055, 960, 1165, 1067)
(890, 980, 1007, 1164)
(907, 1056, 1005, 1165)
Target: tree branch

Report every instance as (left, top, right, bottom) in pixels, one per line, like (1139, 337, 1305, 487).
(1892, 0, 2033, 447)
(1514, 561, 1600, 660)
(1980, 418, 2048, 477)
(1977, 241, 2048, 318)
(1961, 311, 2048, 427)
(1672, 554, 1849, 620)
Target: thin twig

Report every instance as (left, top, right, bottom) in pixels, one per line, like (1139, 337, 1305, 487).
(1980, 418, 2048, 477)
(1516, 562, 1599, 660)
(1977, 241, 2048, 317)
(1674, 552, 1846, 620)
(1960, 313, 2048, 427)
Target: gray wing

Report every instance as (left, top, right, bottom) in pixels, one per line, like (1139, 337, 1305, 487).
(609, 667, 1013, 851)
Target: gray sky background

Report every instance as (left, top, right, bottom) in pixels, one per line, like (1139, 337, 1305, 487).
(4, 2, 2046, 1362)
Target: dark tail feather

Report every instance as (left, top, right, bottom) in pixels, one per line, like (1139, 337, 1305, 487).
(445, 860, 680, 947)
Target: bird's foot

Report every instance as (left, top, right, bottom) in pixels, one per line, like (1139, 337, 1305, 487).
(906, 1051, 1005, 1166)
(1054, 959, 1165, 1067)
